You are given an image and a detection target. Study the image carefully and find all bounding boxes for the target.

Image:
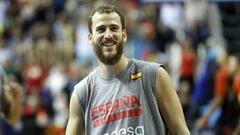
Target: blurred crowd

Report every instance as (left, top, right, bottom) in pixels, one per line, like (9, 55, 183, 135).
(0, 0, 239, 134)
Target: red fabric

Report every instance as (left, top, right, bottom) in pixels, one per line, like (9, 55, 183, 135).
(25, 64, 48, 92)
(180, 51, 195, 78)
(23, 105, 46, 116)
(233, 73, 240, 95)
(215, 67, 229, 97)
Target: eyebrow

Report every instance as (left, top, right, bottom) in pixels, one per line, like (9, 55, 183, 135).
(96, 24, 120, 29)
(96, 25, 106, 30)
(110, 24, 119, 28)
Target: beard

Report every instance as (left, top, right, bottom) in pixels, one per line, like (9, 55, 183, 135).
(93, 39, 124, 65)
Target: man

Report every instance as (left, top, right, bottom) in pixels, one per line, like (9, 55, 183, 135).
(0, 65, 23, 135)
(195, 54, 240, 135)
(66, 4, 189, 135)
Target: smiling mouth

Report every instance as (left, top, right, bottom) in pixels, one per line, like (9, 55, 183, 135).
(102, 43, 116, 47)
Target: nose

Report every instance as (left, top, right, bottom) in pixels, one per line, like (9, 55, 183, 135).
(104, 29, 113, 39)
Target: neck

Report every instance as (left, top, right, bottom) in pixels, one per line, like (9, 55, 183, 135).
(98, 55, 128, 79)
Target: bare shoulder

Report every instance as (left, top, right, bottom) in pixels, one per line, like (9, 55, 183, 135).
(155, 66, 176, 98)
(70, 89, 80, 111)
(156, 66, 172, 84)
(157, 66, 167, 75)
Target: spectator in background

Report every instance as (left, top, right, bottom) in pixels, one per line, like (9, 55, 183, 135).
(195, 53, 240, 135)
(0, 65, 23, 135)
(184, 0, 210, 51)
(178, 37, 196, 114)
(231, 55, 240, 135)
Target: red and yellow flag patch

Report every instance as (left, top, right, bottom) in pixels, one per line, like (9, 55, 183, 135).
(131, 72, 142, 80)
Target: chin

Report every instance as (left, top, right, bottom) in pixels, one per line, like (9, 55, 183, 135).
(101, 55, 121, 65)
(104, 52, 117, 58)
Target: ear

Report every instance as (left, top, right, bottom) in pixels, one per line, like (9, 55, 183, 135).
(88, 33, 93, 45)
(122, 29, 127, 43)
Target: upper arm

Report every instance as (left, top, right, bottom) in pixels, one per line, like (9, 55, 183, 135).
(155, 67, 189, 135)
(66, 90, 85, 135)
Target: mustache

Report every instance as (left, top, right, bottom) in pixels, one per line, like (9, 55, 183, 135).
(102, 37, 117, 43)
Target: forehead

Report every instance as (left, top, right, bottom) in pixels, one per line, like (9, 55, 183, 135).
(91, 12, 122, 28)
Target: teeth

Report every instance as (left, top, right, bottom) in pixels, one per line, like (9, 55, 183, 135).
(103, 43, 114, 46)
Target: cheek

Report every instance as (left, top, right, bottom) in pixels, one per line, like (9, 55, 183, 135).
(95, 33, 104, 38)
(94, 35, 104, 43)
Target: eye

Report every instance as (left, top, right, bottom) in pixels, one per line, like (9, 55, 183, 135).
(111, 26, 119, 32)
(96, 27, 106, 33)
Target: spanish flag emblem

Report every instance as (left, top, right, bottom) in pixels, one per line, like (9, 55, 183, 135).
(131, 72, 142, 80)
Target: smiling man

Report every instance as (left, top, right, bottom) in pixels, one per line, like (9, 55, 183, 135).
(90, 10, 125, 65)
(66, 4, 189, 135)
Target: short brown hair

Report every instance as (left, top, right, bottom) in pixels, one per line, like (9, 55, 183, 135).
(88, 4, 125, 33)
